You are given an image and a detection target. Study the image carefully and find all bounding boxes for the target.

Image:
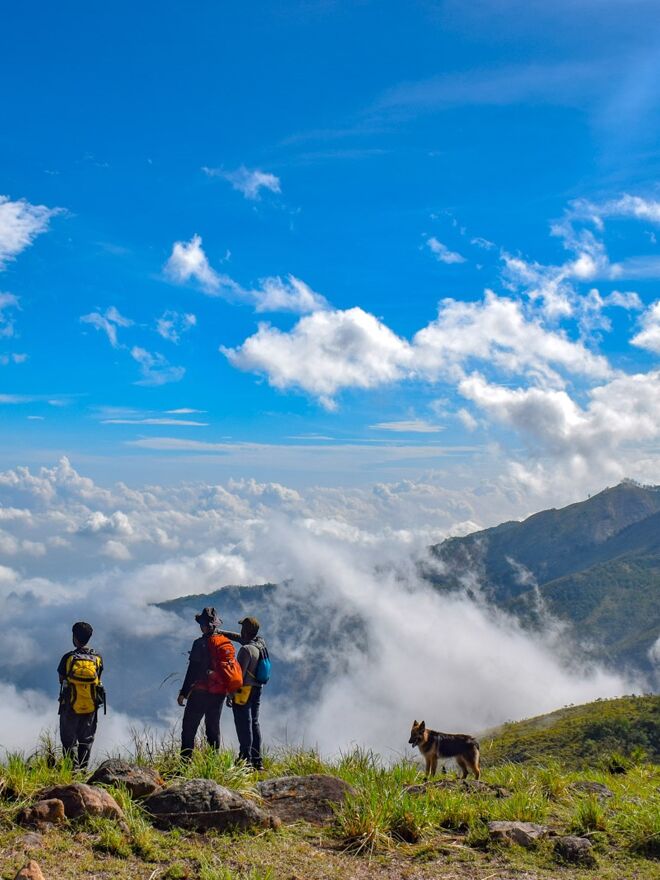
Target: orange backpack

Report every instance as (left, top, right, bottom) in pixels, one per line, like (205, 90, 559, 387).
(207, 633, 243, 694)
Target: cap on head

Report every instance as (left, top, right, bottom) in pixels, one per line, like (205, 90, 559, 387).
(72, 621, 93, 645)
(195, 607, 221, 628)
(239, 616, 260, 637)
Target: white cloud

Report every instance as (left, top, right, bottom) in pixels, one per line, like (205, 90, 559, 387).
(222, 307, 412, 409)
(204, 165, 281, 200)
(0, 291, 20, 338)
(102, 417, 208, 426)
(130, 347, 185, 386)
(426, 236, 466, 264)
(80, 306, 133, 348)
(166, 408, 206, 414)
(0, 195, 59, 269)
(164, 234, 225, 294)
(370, 420, 443, 433)
(251, 275, 329, 313)
(164, 236, 326, 314)
(156, 310, 197, 343)
(224, 292, 612, 408)
(631, 300, 660, 353)
(460, 370, 660, 479)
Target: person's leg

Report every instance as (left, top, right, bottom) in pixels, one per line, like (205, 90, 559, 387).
(232, 702, 251, 762)
(204, 693, 223, 749)
(59, 709, 77, 764)
(249, 687, 263, 769)
(181, 690, 206, 758)
(76, 712, 98, 769)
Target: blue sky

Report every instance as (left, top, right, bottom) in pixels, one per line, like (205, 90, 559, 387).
(3, 0, 660, 490)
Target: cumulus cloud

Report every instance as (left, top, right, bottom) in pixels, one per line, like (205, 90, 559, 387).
(204, 165, 281, 200)
(224, 292, 611, 407)
(460, 370, 660, 481)
(80, 306, 133, 348)
(631, 300, 660, 353)
(0, 291, 20, 338)
(0, 195, 59, 269)
(164, 234, 224, 294)
(164, 236, 327, 314)
(426, 236, 466, 264)
(222, 307, 412, 409)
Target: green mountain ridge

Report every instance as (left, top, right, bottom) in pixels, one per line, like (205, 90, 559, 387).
(429, 482, 660, 674)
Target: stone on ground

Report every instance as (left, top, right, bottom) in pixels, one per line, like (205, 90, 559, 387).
(14, 861, 45, 880)
(17, 799, 66, 830)
(36, 783, 124, 822)
(487, 820, 549, 847)
(88, 758, 164, 798)
(144, 778, 279, 832)
(570, 780, 614, 799)
(554, 835, 597, 866)
(256, 774, 356, 824)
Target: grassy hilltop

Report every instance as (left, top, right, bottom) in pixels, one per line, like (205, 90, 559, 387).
(1, 695, 659, 880)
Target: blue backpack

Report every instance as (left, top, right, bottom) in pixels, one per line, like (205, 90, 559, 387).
(254, 639, 271, 685)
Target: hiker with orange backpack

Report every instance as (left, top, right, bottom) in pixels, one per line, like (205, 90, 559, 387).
(177, 607, 243, 758)
(57, 621, 105, 769)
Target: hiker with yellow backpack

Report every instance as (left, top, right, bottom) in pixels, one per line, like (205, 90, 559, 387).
(57, 621, 105, 769)
(177, 607, 243, 758)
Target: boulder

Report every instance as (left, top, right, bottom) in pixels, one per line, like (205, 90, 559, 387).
(554, 835, 597, 867)
(255, 774, 356, 825)
(487, 820, 549, 847)
(405, 778, 511, 798)
(17, 799, 66, 830)
(88, 759, 164, 799)
(143, 778, 279, 833)
(570, 781, 614, 799)
(36, 783, 124, 822)
(14, 861, 45, 880)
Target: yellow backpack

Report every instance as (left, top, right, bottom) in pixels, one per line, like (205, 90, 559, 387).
(65, 651, 102, 714)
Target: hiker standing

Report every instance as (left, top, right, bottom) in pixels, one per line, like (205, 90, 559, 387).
(57, 621, 105, 769)
(178, 607, 242, 759)
(221, 617, 270, 770)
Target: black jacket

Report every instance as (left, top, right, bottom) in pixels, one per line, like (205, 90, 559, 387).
(179, 632, 212, 697)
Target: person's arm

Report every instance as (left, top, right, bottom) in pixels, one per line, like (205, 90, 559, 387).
(178, 638, 204, 702)
(97, 653, 104, 680)
(218, 629, 242, 642)
(57, 653, 68, 684)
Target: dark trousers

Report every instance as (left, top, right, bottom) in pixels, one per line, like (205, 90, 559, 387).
(59, 707, 98, 769)
(181, 690, 223, 758)
(232, 686, 262, 768)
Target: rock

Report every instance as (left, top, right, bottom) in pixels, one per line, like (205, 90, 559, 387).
(554, 835, 597, 867)
(570, 781, 614, 799)
(19, 832, 43, 849)
(143, 778, 279, 833)
(17, 799, 66, 830)
(487, 820, 549, 847)
(255, 774, 356, 825)
(14, 861, 45, 880)
(405, 778, 510, 798)
(36, 783, 125, 822)
(88, 759, 164, 799)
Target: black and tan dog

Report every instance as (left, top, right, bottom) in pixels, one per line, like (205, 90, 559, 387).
(409, 720, 481, 779)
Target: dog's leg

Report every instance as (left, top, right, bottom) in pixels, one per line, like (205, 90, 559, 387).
(473, 750, 481, 780)
(456, 756, 469, 779)
(424, 753, 432, 778)
(430, 754, 438, 778)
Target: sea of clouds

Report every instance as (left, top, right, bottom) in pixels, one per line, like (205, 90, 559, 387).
(0, 457, 644, 761)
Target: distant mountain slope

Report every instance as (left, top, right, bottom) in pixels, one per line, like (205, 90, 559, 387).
(482, 694, 660, 767)
(429, 482, 660, 674)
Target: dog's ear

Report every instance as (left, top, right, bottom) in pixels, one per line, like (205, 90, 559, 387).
(412, 719, 417, 727)
(419, 720, 425, 730)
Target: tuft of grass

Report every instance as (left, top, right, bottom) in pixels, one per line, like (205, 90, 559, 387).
(89, 816, 132, 858)
(106, 783, 159, 859)
(267, 746, 326, 777)
(493, 790, 548, 823)
(569, 794, 609, 836)
(534, 760, 570, 800)
(616, 795, 660, 858)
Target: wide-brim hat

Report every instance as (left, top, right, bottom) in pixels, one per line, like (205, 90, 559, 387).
(195, 607, 221, 627)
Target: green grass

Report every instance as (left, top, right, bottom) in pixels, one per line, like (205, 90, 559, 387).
(1, 712, 659, 880)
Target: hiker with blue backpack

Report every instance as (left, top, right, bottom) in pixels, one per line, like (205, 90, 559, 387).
(221, 616, 271, 770)
(57, 621, 105, 769)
